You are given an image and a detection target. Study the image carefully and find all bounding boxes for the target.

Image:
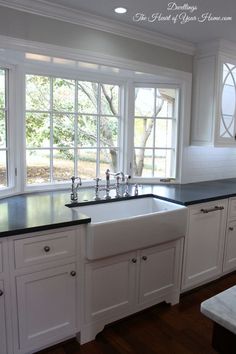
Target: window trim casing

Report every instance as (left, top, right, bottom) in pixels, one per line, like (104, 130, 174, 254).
(0, 62, 17, 198)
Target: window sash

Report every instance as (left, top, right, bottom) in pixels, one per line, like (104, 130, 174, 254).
(25, 75, 122, 185)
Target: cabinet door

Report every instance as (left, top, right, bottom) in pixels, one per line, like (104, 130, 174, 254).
(85, 252, 136, 323)
(182, 201, 227, 290)
(223, 222, 236, 273)
(138, 240, 182, 307)
(0, 280, 7, 354)
(16, 264, 76, 352)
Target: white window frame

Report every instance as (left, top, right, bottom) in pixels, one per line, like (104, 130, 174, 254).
(22, 64, 126, 191)
(0, 62, 17, 197)
(132, 83, 180, 180)
(0, 39, 192, 197)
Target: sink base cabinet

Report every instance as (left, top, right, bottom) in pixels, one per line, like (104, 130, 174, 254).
(81, 238, 183, 344)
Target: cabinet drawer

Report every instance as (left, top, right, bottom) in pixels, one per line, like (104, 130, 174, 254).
(14, 231, 76, 268)
(229, 198, 236, 220)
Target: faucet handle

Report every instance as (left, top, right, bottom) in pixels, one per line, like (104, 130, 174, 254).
(124, 175, 131, 183)
(71, 176, 82, 185)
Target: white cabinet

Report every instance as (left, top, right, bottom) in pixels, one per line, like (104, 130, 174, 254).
(191, 41, 236, 146)
(0, 280, 7, 354)
(138, 241, 182, 308)
(182, 199, 228, 290)
(223, 222, 236, 272)
(84, 252, 136, 323)
(10, 227, 79, 354)
(82, 238, 183, 343)
(223, 198, 236, 273)
(16, 264, 76, 352)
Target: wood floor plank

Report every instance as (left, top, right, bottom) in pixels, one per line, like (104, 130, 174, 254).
(36, 271, 236, 354)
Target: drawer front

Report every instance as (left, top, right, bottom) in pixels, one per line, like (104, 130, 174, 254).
(14, 231, 76, 268)
(229, 198, 236, 220)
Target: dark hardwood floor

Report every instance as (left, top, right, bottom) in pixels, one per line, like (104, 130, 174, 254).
(36, 272, 236, 354)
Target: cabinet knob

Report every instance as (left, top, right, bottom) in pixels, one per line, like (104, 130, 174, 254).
(131, 258, 137, 263)
(229, 227, 234, 231)
(142, 256, 148, 261)
(70, 271, 76, 277)
(0, 290, 3, 296)
(44, 246, 50, 253)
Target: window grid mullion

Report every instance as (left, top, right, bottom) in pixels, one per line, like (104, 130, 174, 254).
(49, 77, 53, 182)
(153, 89, 156, 177)
(74, 79, 78, 177)
(97, 83, 101, 177)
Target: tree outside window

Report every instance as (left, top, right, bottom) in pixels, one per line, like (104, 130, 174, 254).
(25, 75, 120, 184)
(134, 86, 178, 178)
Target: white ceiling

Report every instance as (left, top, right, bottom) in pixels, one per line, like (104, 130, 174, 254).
(38, 0, 236, 44)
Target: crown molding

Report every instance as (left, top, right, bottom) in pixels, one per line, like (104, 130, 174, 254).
(196, 39, 236, 58)
(0, 0, 195, 55)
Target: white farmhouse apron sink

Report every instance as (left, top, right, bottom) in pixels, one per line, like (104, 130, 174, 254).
(75, 197, 187, 260)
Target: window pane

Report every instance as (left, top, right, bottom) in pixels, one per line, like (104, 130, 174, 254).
(100, 117, 119, 147)
(0, 69, 5, 109)
(78, 81, 98, 114)
(155, 119, 174, 148)
(26, 150, 50, 184)
(135, 88, 154, 117)
(53, 114, 74, 147)
(101, 84, 119, 115)
(154, 150, 172, 177)
(156, 89, 176, 117)
(26, 113, 50, 148)
(134, 118, 153, 147)
(0, 110, 6, 148)
(78, 115, 97, 147)
(53, 149, 74, 182)
(78, 149, 96, 179)
(100, 148, 118, 174)
(0, 150, 7, 187)
(133, 149, 153, 177)
(53, 78, 75, 112)
(26, 75, 50, 111)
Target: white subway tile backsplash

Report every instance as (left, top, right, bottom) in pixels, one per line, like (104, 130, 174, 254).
(181, 146, 236, 183)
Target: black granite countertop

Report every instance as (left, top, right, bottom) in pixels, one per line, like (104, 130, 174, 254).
(1, 178, 236, 237)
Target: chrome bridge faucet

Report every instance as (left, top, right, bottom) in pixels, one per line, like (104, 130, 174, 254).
(104, 169, 125, 199)
(70, 176, 82, 202)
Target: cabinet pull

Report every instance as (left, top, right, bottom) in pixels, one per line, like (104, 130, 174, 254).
(44, 246, 50, 253)
(0, 290, 3, 296)
(70, 271, 76, 277)
(229, 227, 234, 231)
(200, 206, 224, 214)
(142, 256, 147, 261)
(131, 258, 137, 263)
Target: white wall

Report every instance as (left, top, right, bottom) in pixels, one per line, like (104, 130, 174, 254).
(182, 146, 236, 183)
